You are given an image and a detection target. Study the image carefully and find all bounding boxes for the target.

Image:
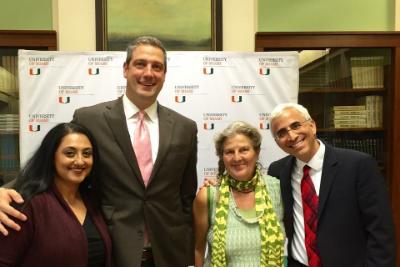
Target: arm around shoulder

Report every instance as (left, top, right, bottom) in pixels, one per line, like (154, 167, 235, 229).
(356, 154, 396, 266)
(0, 187, 27, 235)
(193, 187, 209, 267)
(180, 121, 198, 225)
(0, 201, 33, 265)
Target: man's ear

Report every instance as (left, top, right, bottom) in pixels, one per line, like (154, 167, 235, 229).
(123, 62, 128, 78)
(310, 119, 317, 136)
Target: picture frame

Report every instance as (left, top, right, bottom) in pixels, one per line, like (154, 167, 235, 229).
(95, 0, 222, 51)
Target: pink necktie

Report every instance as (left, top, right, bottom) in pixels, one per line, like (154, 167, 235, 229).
(133, 111, 153, 187)
(133, 111, 153, 246)
(301, 165, 322, 267)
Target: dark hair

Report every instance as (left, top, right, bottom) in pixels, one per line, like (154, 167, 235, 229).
(125, 36, 167, 73)
(13, 122, 100, 203)
(214, 121, 262, 177)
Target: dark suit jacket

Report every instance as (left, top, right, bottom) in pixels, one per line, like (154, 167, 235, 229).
(73, 97, 198, 267)
(0, 184, 113, 267)
(268, 144, 395, 267)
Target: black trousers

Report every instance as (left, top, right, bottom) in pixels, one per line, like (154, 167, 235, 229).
(141, 248, 155, 267)
(288, 257, 308, 267)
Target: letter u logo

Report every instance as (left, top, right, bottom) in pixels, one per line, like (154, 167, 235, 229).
(259, 68, 270, 75)
(259, 122, 270, 130)
(175, 96, 186, 103)
(58, 96, 71, 104)
(88, 68, 100, 75)
(203, 67, 214, 75)
(231, 96, 243, 103)
(28, 125, 41, 132)
(29, 68, 41, 75)
(203, 123, 215, 130)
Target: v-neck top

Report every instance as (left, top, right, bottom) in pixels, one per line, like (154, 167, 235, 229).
(0, 185, 113, 267)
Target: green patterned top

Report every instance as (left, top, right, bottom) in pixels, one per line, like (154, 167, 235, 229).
(204, 175, 285, 267)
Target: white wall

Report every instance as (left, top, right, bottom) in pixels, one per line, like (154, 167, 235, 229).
(53, 0, 256, 51)
(53, 0, 400, 50)
(52, 0, 96, 51)
(397, 0, 400, 30)
(223, 0, 256, 51)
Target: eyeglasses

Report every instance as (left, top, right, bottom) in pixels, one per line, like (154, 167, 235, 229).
(274, 119, 311, 140)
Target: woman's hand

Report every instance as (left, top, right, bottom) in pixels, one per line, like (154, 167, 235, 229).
(199, 178, 218, 190)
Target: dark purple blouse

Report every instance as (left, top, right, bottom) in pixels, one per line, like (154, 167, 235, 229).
(0, 184, 113, 267)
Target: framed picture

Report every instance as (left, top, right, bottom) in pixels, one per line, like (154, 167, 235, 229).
(95, 0, 222, 51)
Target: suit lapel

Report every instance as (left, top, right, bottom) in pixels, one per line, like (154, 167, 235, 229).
(318, 144, 338, 219)
(147, 104, 174, 186)
(280, 156, 296, 239)
(103, 98, 143, 185)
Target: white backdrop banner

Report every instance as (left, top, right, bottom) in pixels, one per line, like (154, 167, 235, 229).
(19, 50, 298, 184)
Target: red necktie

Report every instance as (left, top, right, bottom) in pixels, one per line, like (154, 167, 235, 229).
(301, 165, 322, 267)
(133, 111, 153, 186)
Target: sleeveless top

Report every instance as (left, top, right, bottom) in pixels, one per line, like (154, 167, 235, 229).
(204, 175, 285, 267)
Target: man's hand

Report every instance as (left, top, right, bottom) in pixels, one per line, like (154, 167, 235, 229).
(199, 178, 218, 190)
(0, 188, 27, 236)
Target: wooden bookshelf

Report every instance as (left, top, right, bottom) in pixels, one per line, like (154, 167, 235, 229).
(0, 30, 57, 49)
(255, 31, 400, 266)
(0, 30, 57, 185)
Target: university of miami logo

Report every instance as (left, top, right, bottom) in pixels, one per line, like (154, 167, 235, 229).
(203, 67, 214, 75)
(29, 68, 41, 75)
(231, 96, 243, 103)
(203, 123, 215, 130)
(259, 68, 270, 75)
(175, 96, 186, 103)
(259, 122, 270, 130)
(28, 124, 41, 132)
(88, 68, 100, 75)
(58, 96, 71, 104)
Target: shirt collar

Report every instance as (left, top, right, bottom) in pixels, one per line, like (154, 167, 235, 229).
(295, 140, 325, 171)
(122, 94, 158, 122)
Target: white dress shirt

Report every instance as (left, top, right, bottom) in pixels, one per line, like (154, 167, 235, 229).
(291, 141, 325, 265)
(123, 95, 159, 163)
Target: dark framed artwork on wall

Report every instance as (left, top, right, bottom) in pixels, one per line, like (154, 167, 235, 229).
(95, 0, 222, 51)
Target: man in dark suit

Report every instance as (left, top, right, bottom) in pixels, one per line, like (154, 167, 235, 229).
(0, 36, 197, 267)
(267, 103, 395, 267)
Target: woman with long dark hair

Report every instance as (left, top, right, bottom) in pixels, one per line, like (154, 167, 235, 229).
(0, 122, 112, 267)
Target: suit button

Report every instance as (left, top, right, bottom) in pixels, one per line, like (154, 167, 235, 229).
(137, 230, 143, 237)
